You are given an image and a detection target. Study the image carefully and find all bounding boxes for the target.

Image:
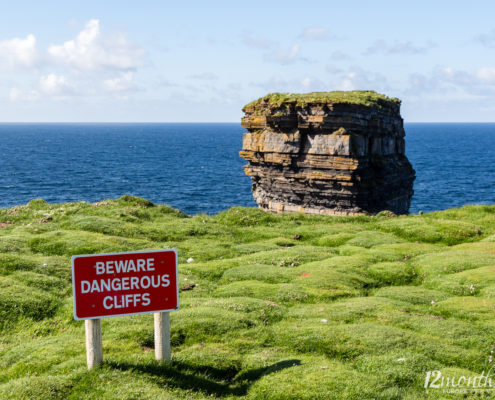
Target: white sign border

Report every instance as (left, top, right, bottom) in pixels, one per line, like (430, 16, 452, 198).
(72, 249, 179, 320)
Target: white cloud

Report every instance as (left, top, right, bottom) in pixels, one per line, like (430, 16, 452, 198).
(330, 50, 351, 61)
(48, 19, 145, 71)
(1, 19, 144, 102)
(406, 72, 441, 94)
(251, 76, 327, 92)
(476, 29, 495, 48)
(188, 72, 218, 80)
(326, 64, 344, 74)
(103, 72, 134, 93)
(337, 75, 356, 91)
(250, 76, 288, 91)
(0, 34, 37, 68)
(242, 32, 274, 49)
(300, 77, 327, 91)
(300, 27, 328, 41)
(406, 66, 495, 98)
(477, 67, 495, 83)
(365, 40, 433, 55)
(263, 43, 306, 65)
(39, 73, 72, 96)
(9, 87, 39, 102)
(9, 73, 73, 102)
(242, 31, 308, 65)
(334, 67, 389, 92)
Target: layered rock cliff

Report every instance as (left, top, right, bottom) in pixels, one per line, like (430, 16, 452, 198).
(239, 91, 415, 215)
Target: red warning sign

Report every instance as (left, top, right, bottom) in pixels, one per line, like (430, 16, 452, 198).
(72, 249, 178, 320)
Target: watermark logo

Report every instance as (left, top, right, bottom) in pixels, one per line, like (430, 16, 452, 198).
(424, 367, 495, 393)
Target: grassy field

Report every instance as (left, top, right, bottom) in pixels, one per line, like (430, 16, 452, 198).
(1, 196, 495, 399)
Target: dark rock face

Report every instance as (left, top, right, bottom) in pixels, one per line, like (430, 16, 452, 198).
(239, 91, 415, 215)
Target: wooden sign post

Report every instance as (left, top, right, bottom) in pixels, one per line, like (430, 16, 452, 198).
(154, 312, 171, 362)
(85, 319, 103, 369)
(72, 249, 179, 369)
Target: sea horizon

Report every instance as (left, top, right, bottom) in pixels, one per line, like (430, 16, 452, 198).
(0, 122, 493, 215)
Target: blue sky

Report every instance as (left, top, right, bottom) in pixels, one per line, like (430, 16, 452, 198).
(0, 0, 495, 122)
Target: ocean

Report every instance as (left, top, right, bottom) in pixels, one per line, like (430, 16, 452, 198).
(0, 123, 493, 215)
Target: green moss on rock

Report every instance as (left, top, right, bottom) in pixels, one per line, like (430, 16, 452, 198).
(243, 90, 401, 113)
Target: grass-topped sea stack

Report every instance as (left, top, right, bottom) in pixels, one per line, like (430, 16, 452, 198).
(240, 91, 415, 215)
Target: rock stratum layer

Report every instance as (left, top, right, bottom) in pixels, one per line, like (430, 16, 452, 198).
(239, 91, 415, 216)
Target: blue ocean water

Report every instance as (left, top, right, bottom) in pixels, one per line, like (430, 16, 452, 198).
(0, 123, 493, 215)
(405, 123, 495, 213)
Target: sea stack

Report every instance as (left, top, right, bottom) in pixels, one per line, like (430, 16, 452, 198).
(239, 91, 415, 215)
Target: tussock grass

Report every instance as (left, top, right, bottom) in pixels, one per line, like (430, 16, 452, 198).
(1, 196, 495, 399)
